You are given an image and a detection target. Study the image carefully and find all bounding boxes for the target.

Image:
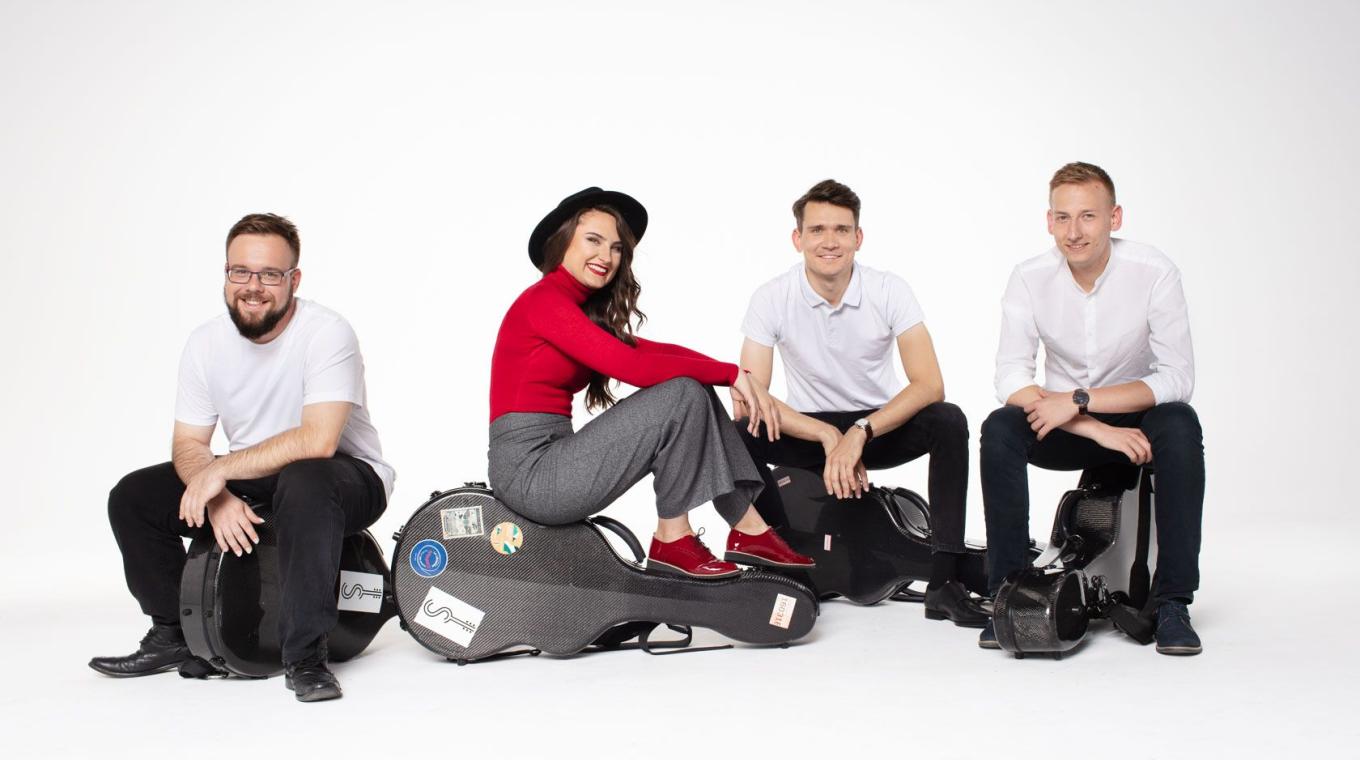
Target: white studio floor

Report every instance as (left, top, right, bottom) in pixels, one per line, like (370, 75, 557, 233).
(1, 516, 1353, 760)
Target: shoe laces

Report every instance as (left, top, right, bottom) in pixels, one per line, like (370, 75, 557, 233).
(141, 624, 183, 648)
(689, 528, 718, 560)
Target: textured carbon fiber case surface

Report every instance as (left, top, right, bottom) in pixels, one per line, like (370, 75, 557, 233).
(993, 568, 1089, 654)
(758, 466, 1004, 604)
(392, 486, 818, 662)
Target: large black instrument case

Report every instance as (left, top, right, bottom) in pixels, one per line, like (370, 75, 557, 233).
(392, 484, 819, 663)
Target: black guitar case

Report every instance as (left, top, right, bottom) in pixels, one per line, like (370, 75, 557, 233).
(992, 464, 1157, 659)
(391, 484, 819, 663)
(756, 466, 1037, 605)
(179, 507, 396, 678)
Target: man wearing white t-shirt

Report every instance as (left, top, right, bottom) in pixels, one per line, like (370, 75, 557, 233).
(90, 213, 395, 700)
(735, 180, 987, 627)
(979, 163, 1204, 655)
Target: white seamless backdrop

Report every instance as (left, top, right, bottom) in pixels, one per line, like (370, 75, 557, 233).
(2, 2, 1357, 757)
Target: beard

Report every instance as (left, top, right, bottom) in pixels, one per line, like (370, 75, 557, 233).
(226, 289, 294, 340)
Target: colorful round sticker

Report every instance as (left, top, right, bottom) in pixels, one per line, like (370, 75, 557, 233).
(409, 539, 448, 578)
(489, 522, 524, 555)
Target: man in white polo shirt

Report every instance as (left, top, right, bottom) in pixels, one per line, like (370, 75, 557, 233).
(89, 213, 396, 699)
(734, 179, 987, 627)
(979, 162, 1204, 655)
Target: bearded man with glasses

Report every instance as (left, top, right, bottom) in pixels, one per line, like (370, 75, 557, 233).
(89, 213, 395, 702)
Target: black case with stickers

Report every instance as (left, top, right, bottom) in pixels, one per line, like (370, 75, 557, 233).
(179, 508, 396, 678)
(391, 484, 819, 662)
(756, 466, 1038, 605)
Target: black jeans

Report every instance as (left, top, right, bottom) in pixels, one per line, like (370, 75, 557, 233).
(737, 401, 969, 553)
(980, 402, 1204, 602)
(107, 456, 387, 664)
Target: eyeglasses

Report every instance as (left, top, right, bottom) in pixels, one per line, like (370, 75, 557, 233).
(225, 266, 297, 286)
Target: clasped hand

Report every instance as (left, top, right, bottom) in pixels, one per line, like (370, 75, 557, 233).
(822, 427, 868, 500)
(179, 463, 265, 556)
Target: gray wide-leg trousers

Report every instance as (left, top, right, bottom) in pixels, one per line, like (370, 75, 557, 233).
(488, 378, 762, 526)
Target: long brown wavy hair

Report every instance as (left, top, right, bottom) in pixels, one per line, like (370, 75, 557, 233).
(538, 205, 646, 411)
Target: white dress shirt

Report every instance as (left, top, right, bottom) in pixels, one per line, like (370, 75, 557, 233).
(742, 262, 924, 412)
(994, 238, 1194, 406)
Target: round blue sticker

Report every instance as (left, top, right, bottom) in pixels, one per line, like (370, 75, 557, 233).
(409, 539, 448, 578)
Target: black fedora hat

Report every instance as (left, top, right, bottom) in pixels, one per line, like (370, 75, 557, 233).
(527, 187, 648, 268)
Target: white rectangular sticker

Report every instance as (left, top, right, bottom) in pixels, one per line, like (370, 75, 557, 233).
(414, 586, 485, 648)
(441, 506, 485, 539)
(769, 593, 797, 629)
(823, 534, 832, 552)
(777, 476, 792, 488)
(337, 570, 384, 614)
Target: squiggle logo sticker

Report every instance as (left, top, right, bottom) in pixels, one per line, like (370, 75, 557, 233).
(337, 570, 384, 613)
(409, 539, 448, 578)
(413, 586, 485, 647)
(489, 522, 524, 556)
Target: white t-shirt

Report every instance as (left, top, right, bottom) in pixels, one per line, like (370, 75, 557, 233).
(741, 262, 924, 412)
(174, 298, 395, 498)
(994, 238, 1195, 405)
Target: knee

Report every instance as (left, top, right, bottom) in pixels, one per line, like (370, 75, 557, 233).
(980, 406, 1029, 456)
(918, 402, 969, 442)
(1141, 402, 1203, 449)
(107, 467, 164, 527)
(658, 377, 710, 411)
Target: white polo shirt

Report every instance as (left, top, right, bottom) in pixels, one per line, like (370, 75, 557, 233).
(174, 298, 396, 499)
(741, 263, 924, 412)
(994, 238, 1195, 406)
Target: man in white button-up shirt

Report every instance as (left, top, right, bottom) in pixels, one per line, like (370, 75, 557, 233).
(980, 163, 1205, 655)
(735, 180, 988, 628)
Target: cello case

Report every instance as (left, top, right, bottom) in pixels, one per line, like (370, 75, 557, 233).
(992, 464, 1157, 658)
(756, 466, 1035, 605)
(179, 506, 396, 678)
(391, 484, 819, 663)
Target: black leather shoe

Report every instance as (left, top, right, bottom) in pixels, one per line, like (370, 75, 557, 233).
(923, 580, 990, 628)
(284, 648, 342, 703)
(89, 624, 190, 677)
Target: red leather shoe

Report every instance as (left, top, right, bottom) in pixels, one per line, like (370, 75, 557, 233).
(646, 531, 741, 579)
(724, 527, 816, 568)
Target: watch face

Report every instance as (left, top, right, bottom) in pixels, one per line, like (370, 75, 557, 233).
(1072, 389, 1090, 406)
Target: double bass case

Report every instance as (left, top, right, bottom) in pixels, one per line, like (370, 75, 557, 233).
(179, 503, 396, 678)
(992, 464, 1157, 658)
(756, 465, 1036, 605)
(391, 484, 819, 663)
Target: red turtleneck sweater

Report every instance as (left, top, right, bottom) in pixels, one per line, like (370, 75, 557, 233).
(490, 266, 740, 421)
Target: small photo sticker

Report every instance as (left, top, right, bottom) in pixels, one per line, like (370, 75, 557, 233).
(769, 593, 797, 629)
(441, 505, 485, 539)
(489, 522, 524, 556)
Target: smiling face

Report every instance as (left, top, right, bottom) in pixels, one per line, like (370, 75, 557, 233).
(561, 209, 624, 290)
(1047, 181, 1123, 272)
(223, 233, 300, 342)
(793, 201, 862, 280)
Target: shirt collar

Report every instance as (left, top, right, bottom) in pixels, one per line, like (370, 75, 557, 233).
(1060, 239, 1119, 296)
(800, 263, 862, 310)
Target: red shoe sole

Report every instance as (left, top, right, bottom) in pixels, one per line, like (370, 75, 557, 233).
(723, 551, 816, 569)
(644, 559, 741, 580)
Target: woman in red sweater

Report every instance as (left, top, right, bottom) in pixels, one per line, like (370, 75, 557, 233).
(488, 187, 813, 578)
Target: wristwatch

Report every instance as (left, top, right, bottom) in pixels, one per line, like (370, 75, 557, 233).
(1072, 388, 1090, 416)
(853, 417, 874, 442)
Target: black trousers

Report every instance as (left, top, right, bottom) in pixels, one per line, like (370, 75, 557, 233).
(107, 456, 387, 664)
(737, 402, 969, 553)
(980, 403, 1204, 602)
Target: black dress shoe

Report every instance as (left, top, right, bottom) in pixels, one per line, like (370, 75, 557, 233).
(89, 624, 190, 677)
(284, 650, 342, 703)
(923, 580, 990, 628)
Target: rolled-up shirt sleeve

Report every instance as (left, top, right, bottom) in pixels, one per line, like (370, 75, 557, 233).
(1140, 267, 1195, 404)
(994, 267, 1040, 404)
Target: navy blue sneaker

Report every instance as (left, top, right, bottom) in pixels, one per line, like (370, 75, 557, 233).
(978, 619, 999, 650)
(1155, 601, 1202, 656)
